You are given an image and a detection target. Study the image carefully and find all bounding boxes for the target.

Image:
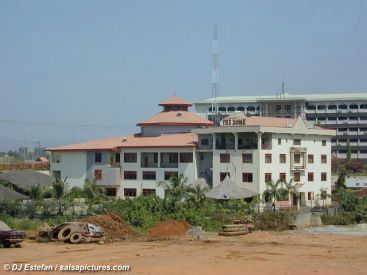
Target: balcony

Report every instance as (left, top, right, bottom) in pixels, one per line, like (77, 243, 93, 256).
(141, 152, 158, 168)
(160, 152, 178, 168)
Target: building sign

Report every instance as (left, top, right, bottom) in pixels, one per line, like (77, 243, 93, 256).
(221, 117, 247, 126)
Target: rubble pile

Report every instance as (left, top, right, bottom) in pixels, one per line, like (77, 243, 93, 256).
(81, 212, 135, 241)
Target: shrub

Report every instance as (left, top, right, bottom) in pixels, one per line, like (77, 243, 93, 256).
(253, 211, 290, 231)
(321, 212, 358, 225)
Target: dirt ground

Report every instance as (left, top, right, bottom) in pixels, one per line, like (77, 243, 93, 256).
(2, 231, 367, 275)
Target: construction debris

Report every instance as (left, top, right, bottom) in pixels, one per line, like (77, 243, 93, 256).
(148, 220, 190, 238)
(81, 213, 135, 241)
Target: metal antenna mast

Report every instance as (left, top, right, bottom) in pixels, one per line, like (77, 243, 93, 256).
(211, 25, 219, 125)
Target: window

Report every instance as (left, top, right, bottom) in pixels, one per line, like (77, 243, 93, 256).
(293, 172, 301, 182)
(115, 153, 120, 163)
(294, 154, 301, 164)
(321, 172, 327, 181)
(279, 173, 286, 181)
(308, 154, 314, 164)
(201, 139, 209, 146)
(143, 189, 156, 196)
(265, 173, 272, 182)
(106, 188, 116, 197)
(321, 155, 327, 164)
(124, 153, 137, 163)
(322, 140, 327, 146)
(124, 188, 137, 197)
(164, 171, 178, 180)
(293, 139, 301, 146)
(94, 169, 102, 180)
(180, 153, 193, 163)
(220, 154, 230, 163)
(308, 192, 313, 200)
(124, 171, 137, 180)
(279, 154, 286, 163)
(242, 153, 253, 163)
(95, 152, 102, 163)
(308, 172, 314, 182)
(143, 171, 156, 180)
(265, 154, 272, 163)
(278, 138, 281, 145)
(220, 172, 230, 181)
(242, 173, 253, 183)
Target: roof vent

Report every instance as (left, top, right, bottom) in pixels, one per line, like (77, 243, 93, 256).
(122, 137, 127, 142)
(176, 112, 182, 117)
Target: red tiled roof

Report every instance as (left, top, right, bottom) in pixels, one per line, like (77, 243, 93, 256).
(47, 133, 197, 151)
(137, 111, 214, 126)
(159, 96, 192, 106)
(243, 116, 297, 128)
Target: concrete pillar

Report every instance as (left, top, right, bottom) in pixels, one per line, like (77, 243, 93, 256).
(211, 133, 216, 150)
(233, 132, 238, 150)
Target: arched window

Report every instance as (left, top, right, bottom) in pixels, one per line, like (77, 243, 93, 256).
(218, 106, 226, 112)
(227, 106, 235, 112)
(247, 106, 255, 112)
(328, 105, 337, 110)
(360, 104, 367, 109)
(306, 104, 316, 110)
(237, 106, 245, 112)
(317, 105, 326, 110)
(349, 104, 358, 109)
(339, 104, 348, 110)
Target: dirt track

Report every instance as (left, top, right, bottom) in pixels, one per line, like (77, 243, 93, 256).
(2, 231, 367, 275)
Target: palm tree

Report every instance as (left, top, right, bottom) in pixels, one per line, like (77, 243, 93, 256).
(283, 178, 300, 209)
(262, 180, 284, 211)
(158, 174, 191, 211)
(52, 177, 68, 199)
(187, 184, 209, 207)
(29, 184, 44, 201)
(83, 178, 106, 203)
(318, 187, 331, 207)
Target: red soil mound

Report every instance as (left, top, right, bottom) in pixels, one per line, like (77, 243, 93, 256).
(81, 212, 135, 241)
(148, 220, 190, 238)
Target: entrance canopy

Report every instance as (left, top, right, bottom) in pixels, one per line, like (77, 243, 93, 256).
(205, 176, 258, 200)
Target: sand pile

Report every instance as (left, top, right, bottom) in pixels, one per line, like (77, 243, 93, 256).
(148, 220, 190, 238)
(81, 212, 135, 241)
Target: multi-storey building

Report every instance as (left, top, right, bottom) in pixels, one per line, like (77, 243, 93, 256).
(48, 96, 335, 207)
(193, 113, 335, 207)
(48, 97, 213, 198)
(194, 92, 367, 161)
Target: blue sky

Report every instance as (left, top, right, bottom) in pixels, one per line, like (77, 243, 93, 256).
(0, 0, 366, 149)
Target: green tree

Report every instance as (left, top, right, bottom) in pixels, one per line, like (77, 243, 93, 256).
(262, 180, 284, 209)
(52, 177, 68, 199)
(318, 187, 331, 207)
(187, 184, 209, 207)
(29, 184, 44, 201)
(159, 174, 191, 212)
(347, 140, 352, 162)
(83, 179, 106, 203)
(336, 166, 350, 189)
(283, 178, 300, 207)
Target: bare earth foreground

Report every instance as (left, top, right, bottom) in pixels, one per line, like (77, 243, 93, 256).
(2, 231, 367, 275)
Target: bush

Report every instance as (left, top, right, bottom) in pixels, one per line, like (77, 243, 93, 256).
(0, 214, 42, 231)
(253, 211, 290, 231)
(321, 212, 358, 225)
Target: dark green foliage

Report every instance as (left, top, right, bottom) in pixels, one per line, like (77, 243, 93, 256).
(321, 212, 358, 225)
(338, 189, 359, 212)
(254, 212, 290, 231)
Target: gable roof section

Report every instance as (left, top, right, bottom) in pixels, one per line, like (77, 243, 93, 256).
(137, 111, 214, 126)
(0, 170, 53, 189)
(47, 133, 198, 151)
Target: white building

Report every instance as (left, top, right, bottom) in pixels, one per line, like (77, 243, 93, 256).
(48, 96, 213, 198)
(192, 113, 336, 207)
(48, 96, 335, 207)
(194, 92, 367, 161)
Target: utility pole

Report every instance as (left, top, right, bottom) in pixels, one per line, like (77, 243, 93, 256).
(211, 25, 219, 125)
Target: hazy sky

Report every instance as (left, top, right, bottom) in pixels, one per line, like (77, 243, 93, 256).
(0, 0, 366, 150)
